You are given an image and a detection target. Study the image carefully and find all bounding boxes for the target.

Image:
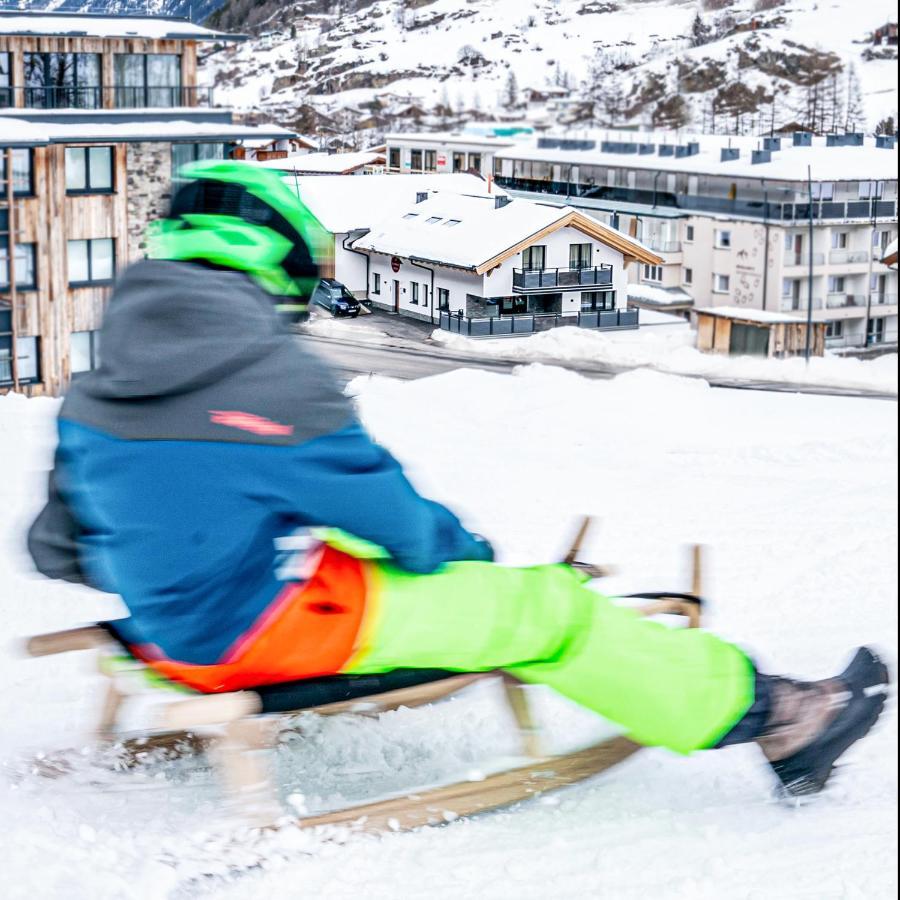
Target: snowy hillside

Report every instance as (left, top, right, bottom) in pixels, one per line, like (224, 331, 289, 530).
(0, 0, 226, 20)
(200, 0, 899, 144)
(0, 367, 896, 896)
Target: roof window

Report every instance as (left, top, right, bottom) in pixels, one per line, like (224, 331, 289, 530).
(443, 219, 462, 227)
(403, 212, 419, 220)
(425, 216, 442, 224)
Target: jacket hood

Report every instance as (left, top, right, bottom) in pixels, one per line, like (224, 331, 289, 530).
(81, 260, 287, 400)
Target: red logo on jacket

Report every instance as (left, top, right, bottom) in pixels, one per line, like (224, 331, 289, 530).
(209, 410, 294, 437)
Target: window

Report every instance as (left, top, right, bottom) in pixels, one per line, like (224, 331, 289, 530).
(452, 152, 465, 173)
(172, 143, 224, 184)
(0, 148, 33, 195)
(831, 231, 848, 249)
(425, 216, 442, 224)
(715, 229, 732, 249)
(522, 245, 546, 270)
(438, 287, 450, 310)
(713, 274, 730, 294)
(683, 267, 693, 285)
(388, 147, 400, 170)
(825, 321, 843, 339)
(1, 310, 40, 384)
(0, 242, 37, 290)
(468, 153, 482, 171)
(410, 149, 423, 171)
(0, 52, 11, 107)
(402, 212, 419, 220)
(70, 330, 101, 374)
(114, 54, 181, 108)
(781, 279, 801, 310)
(67, 238, 114, 285)
(424, 150, 437, 172)
(643, 264, 663, 283)
(685, 225, 695, 242)
(858, 181, 883, 200)
(23, 52, 101, 109)
(580, 291, 615, 311)
(873, 230, 891, 250)
(812, 182, 834, 201)
(442, 218, 461, 227)
(65, 146, 114, 193)
(410, 282, 420, 305)
(568, 243, 592, 269)
(828, 276, 845, 294)
(867, 317, 885, 344)
(372, 273, 381, 295)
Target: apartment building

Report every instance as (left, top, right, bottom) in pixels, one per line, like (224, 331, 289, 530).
(385, 127, 898, 350)
(1, 11, 294, 396)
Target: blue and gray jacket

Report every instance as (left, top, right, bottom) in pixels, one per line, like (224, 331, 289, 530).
(27, 260, 492, 665)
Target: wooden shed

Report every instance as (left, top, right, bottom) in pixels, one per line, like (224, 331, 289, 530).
(694, 307, 826, 359)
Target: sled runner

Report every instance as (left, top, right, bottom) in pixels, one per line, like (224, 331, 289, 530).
(24, 525, 705, 833)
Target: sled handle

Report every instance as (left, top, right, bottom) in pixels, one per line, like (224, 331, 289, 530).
(563, 516, 593, 565)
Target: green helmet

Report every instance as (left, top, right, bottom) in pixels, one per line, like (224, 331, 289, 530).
(147, 160, 328, 318)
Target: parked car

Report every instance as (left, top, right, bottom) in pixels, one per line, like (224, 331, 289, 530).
(311, 279, 361, 318)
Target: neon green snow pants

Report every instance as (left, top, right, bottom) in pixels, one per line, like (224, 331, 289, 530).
(348, 561, 756, 755)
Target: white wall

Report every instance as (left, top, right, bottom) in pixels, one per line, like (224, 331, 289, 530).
(332, 234, 369, 296)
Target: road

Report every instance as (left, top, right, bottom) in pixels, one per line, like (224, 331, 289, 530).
(301, 332, 898, 400)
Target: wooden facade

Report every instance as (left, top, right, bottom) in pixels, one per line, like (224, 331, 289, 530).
(0, 35, 198, 110)
(695, 310, 826, 359)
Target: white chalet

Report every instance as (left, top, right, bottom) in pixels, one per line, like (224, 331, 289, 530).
(352, 192, 662, 333)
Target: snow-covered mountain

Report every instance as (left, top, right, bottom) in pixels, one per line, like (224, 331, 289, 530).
(0, 0, 227, 20)
(199, 0, 898, 145)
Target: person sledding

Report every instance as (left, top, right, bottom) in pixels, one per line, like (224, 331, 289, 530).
(27, 161, 889, 800)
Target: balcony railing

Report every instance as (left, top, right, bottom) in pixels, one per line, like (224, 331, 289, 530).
(439, 308, 637, 336)
(0, 85, 214, 110)
(494, 176, 898, 223)
(826, 293, 866, 308)
(828, 250, 870, 264)
(647, 240, 681, 253)
(785, 252, 826, 266)
(870, 292, 897, 305)
(512, 265, 613, 292)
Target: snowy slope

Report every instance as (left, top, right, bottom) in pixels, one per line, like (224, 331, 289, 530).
(201, 0, 898, 140)
(0, 365, 896, 898)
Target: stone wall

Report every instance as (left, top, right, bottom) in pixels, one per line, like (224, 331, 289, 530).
(125, 142, 173, 263)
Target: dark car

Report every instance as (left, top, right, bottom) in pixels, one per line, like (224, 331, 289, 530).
(311, 279, 361, 318)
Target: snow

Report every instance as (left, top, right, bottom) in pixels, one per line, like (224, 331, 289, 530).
(253, 151, 385, 175)
(0, 117, 50, 146)
(628, 282, 693, 306)
(353, 192, 654, 270)
(432, 325, 899, 395)
(498, 130, 900, 183)
(0, 12, 237, 41)
(0, 116, 294, 143)
(286, 173, 502, 234)
(695, 306, 807, 325)
(0, 364, 896, 897)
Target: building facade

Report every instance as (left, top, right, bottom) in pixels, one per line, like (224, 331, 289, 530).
(1, 12, 294, 396)
(384, 128, 899, 350)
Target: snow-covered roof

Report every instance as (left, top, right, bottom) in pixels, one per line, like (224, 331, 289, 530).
(385, 130, 518, 149)
(627, 283, 694, 306)
(353, 192, 660, 273)
(284, 173, 503, 234)
(252, 151, 384, 175)
(0, 12, 243, 42)
(694, 306, 809, 325)
(0, 115, 293, 144)
(498, 129, 900, 183)
(0, 118, 49, 147)
(883, 238, 898, 267)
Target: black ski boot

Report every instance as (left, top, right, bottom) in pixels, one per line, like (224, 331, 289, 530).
(756, 647, 890, 798)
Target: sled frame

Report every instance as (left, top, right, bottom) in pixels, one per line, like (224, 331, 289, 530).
(24, 522, 704, 832)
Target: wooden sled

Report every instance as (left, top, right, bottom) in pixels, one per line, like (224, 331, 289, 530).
(24, 526, 705, 833)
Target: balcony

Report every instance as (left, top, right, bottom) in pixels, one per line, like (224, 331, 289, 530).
(647, 239, 681, 253)
(826, 293, 866, 309)
(439, 308, 638, 337)
(828, 250, 870, 265)
(512, 265, 613, 293)
(870, 292, 897, 306)
(494, 176, 899, 224)
(785, 252, 826, 266)
(0, 85, 215, 111)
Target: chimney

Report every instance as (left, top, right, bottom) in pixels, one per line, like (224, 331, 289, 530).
(763, 137, 781, 151)
(415, 191, 429, 203)
(495, 195, 512, 209)
(793, 131, 813, 147)
(721, 147, 740, 162)
(751, 149, 771, 165)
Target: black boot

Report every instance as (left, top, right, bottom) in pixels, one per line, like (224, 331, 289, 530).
(756, 647, 890, 798)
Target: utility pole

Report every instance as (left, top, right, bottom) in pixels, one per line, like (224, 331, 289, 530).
(804, 165, 814, 361)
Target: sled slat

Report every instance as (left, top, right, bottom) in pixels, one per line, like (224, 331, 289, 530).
(25, 626, 112, 657)
(295, 736, 642, 834)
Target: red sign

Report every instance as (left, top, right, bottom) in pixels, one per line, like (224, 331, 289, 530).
(391, 257, 401, 273)
(437, 155, 447, 166)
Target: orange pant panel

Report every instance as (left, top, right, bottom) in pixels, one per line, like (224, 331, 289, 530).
(136, 545, 368, 693)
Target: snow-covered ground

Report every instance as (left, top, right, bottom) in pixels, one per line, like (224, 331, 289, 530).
(1, 365, 897, 898)
(433, 326, 900, 395)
